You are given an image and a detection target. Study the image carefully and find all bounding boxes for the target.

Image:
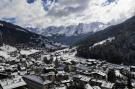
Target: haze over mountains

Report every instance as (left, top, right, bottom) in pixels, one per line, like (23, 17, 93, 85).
(28, 22, 107, 45)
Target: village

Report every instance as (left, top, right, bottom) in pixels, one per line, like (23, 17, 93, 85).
(0, 45, 135, 89)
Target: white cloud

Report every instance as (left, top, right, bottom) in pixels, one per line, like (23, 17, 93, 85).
(0, 0, 135, 28)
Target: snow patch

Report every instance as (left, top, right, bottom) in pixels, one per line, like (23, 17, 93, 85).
(0, 44, 17, 53)
(92, 37, 115, 47)
(20, 49, 39, 56)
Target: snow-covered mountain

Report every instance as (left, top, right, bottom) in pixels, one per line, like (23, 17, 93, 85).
(28, 22, 108, 45)
(40, 22, 107, 36)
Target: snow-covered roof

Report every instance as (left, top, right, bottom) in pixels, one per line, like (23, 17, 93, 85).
(0, 44, 17, 53)
(85, 84, 93, 89)
(55, 86, 66, 89)
(41, 72, 55, 76)
(23, 75, 52, 85)
(44, 64, 55, 70)
(80, 76, 91, 82)
(61, 80, 71, 83)
(130, 66, 135, 68)
(0, 76, 26, 89)
(93, 86, 101, 89)
(101, 81, 114, 88)
(74, 74, 92, 82)
(76, 63, 89, 70)
(91, 79, 103, 83)
(91, 70, 106, 77)
(115, 70, 125, 78)
(91, 37, 115, 48)
(20, 49, 39, 56)
(0, 51, 10, 59)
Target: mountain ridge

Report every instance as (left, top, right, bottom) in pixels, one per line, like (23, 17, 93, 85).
(28, 22, 107, 45)
(0, 20, 61, 50)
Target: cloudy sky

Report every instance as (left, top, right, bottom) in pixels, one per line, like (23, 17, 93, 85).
(0, 0, 135, 28)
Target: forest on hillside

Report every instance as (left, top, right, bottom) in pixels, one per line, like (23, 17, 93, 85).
(76, 16, 135, 65)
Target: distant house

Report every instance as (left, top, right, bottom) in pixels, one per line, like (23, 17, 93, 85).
(0, 66, 5, 73)
(55, 84, 67, 89)
(56, 71, 70, 82)
(90, 71, 107, 80)
(0, 73, 9, 79)
(130, 66, 135, 72)
(101, 81, 115, 89)
(73, 74, 92, 87)
(85, 83, 93, 89)
(42, 64, 55, 73)
(93, 86, 101, 89)
(90, 79, 115, 89)
(115, 80, 126, 89)
(0, 76, 26, 89)
(0, 56, 5, 63)
(40, 72, 55, 81)
(23, 75, 53, 89)
(90, 79, 103, 87)
(131, 79, 135, 88)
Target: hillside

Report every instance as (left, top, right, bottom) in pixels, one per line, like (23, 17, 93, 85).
(76, 16, 135, 65)
(0, 21, 60, 50)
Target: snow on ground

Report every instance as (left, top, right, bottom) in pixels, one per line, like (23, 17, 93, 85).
(115, 70, 123, 78)
(85, 84, 93, 89)
(92, 37, 115, 47)
(55, 86, 66, 89)
(0, 44, 17, 52)
(20, 49, 39, 56)
(0, 51, 10, 59)
(93, 86, 101, 89)
(0, 76, 26, 89)
(0, 44, 17, 59)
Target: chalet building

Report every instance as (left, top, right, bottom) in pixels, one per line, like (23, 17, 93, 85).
(40, 72, 55, 81)
(56, 71, 70, 82)
(131, 80, 135, 88)
(0, 66, 5, 73)
(0, 73, 9, 79)
(0, 56, 5, 63)
(90, 71, 107, 80)
(42, 64, 56, 73)
(114, 80, 126, 89)
(73, 74, 92, 87)
(130, 66, 135, 72)
(90, 79, 103, 87)
(93, 86, 101, 89)
(55, 84, 67, 89)
(0, 76, 26, 89)
(23, 75, 53, 89)
(23, 72, 71, 89)
(101, 81, 115, 89)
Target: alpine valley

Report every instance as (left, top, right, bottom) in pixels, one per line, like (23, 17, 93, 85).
(0, 0, 135, 89)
